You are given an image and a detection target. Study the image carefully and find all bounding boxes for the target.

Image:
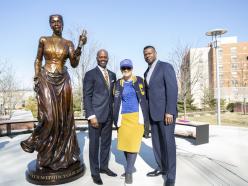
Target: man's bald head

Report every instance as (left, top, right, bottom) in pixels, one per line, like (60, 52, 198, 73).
(97, 49, 108, 57)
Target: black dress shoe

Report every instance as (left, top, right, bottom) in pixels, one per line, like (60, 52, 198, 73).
(146, 169, 165, 177)
(143, 133, 151, 138)
(165, 180, 175, 186)
(100, 168, 117, 177)
(92, 175, 103, 185)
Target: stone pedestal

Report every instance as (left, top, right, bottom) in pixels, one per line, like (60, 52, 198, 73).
(25, 160, 85, 185)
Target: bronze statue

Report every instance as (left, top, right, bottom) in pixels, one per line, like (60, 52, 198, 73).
(20, 14, 87, 184)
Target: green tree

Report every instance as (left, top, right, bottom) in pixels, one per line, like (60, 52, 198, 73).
(177, 101, 184, 113)
(220, 99, 226, 110)
(202, 88, 216, 110)
(226, 103, 234, 112)
(186, 94, 197, 111)
(73, 91, 81, 117)
(24, 96, 37, 117)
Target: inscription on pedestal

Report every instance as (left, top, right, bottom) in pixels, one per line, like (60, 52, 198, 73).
(25, 161, 85, 185)
(29, 168, 82, 181)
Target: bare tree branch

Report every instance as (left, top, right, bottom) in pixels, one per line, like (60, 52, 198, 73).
(0, 60, 20, 117)
(169, 43, 203, 118)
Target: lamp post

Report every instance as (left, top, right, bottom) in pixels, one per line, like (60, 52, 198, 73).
(206, 29, 227, 125)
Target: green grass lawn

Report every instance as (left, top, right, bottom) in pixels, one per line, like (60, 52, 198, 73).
(180, 112, 248, 127)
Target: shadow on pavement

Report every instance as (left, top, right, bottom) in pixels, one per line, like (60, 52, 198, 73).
(139, 141, 157, 170)
(175, 136, 195, 144)
(0, 141, 9, 149)
(77, 131, 88, 164)
(111, 137, 126, 170)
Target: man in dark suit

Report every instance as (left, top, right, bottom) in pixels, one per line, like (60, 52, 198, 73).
(143, 46, 178, 186)
(83, 49, 117, 185)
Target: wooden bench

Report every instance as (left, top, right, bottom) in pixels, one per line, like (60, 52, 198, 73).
(0, 118, 88, 137)
(0, 119, 39, 136)
(175, 120, 209, 145)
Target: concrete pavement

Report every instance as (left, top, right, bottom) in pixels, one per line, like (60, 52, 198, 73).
(0, 125, 248, 186)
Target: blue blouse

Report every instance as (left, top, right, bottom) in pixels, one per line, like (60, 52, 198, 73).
(121, 81, 139, 114)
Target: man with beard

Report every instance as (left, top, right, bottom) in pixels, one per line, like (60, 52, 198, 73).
(83, 49, 117, 185)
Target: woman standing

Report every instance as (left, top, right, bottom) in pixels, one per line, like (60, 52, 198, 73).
(113, 59, 149, 185)
(20, 14, 87, 171)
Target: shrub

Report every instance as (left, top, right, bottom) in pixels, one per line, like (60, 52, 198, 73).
(226, 103, 234, 112)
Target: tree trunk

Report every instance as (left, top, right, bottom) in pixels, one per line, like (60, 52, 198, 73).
(244, 98, 246, 115)
(184, 96, 187, 120)
(81, 96, 84, 117)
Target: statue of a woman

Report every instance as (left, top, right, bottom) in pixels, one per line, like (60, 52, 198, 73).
(20, 14, 87, 172)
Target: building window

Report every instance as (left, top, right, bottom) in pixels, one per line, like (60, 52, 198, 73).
(230, 47, 237, 56)
(231, 56, 237, 63)
(231, 79, 239, 87)
(231, 63, 238, 70)
(217, 48, 222, 62)
(218, 48, 223, 56)
(220, 80, 225, 87)
(219, 64, 223, 69)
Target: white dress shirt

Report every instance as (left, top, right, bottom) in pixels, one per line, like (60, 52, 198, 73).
(146, 59, 158, 85)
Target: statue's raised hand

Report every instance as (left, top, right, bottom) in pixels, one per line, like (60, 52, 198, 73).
(78, 29, 87, 48)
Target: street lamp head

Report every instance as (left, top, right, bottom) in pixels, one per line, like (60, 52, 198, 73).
(205, 29, 227, 37)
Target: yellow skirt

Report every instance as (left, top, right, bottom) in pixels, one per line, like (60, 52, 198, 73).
(117, 112, 144, 153)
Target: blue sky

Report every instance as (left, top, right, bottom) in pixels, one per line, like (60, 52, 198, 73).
(0, 0, 248, 88)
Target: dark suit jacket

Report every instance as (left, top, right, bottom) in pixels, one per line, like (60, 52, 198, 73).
(113, 76, 149, 128)
(83, 66, 116, 123)
(144, 61, 178, 121)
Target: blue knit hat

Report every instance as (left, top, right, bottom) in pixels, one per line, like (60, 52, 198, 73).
(120, 59, 133, 68)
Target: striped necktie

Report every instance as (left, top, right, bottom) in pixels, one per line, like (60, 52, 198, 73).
(104, 69, 110, 88)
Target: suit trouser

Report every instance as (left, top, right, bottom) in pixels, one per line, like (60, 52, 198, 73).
(150, 119, 176, 181)
(88, 116, 113, 176)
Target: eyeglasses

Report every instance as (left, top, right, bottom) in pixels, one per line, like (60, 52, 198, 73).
(121, 67, 132, 71)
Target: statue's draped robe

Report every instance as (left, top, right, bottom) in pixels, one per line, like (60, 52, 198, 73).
(32, 67, 80, 170)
